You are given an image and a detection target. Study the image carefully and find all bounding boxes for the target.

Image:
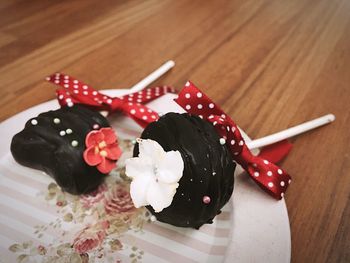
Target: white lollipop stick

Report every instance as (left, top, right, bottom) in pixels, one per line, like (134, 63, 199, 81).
(129, 60, 175, 93)
(247, 114, 335, 150)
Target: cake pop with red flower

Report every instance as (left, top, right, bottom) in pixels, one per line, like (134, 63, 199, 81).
(11, 105, 122, 194)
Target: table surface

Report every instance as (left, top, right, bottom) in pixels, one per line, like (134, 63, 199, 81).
(0, 0, 349, 262)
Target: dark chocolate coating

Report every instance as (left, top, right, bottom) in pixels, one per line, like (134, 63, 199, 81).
(134, 113, 235, 229)
(11, 105, 110, 195)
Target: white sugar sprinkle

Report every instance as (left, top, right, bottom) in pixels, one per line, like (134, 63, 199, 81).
(219, 138, 226, 145)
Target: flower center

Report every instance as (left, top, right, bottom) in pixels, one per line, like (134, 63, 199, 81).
(100, 150, 107, 157)
(94, 141, 109, 157)
(99, 141, 107, 149)
(154, 165, 160, 182)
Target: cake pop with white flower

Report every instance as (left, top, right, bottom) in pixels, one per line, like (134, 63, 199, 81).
(126, 112, 236, 229)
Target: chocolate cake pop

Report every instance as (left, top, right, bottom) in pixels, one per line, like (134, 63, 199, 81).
(126, 112, 236, 229)
(11, 105, 121, 195)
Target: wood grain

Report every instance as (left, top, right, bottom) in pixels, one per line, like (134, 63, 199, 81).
(0, 0, 349, 262)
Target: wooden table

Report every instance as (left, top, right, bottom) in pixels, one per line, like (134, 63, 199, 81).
(1, 0, 349, 262)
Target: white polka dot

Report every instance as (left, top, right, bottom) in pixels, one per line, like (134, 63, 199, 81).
(67, 102, 74, 107)
(209, 103, 215, 109)
(58, 95, 64, 100)
(185, 93, 191, 99)
(239, 140, 244, 146)
(64, 84, 69, 88)
(198, 115, 203, 119)
(64, 75, 69, 79)
(66, 98, 72, 103)
(252, 163, 257, 167)
(267, 171, 273, 176)
(278, 169, 283, 175)
(142, 116, 148, 120)
(73, 84, 78, 89)
(128, 102, 133, 106)
(140, 108, 145, 113)
(59, 131, 66, 136)
(208, 115, 214, 119)
(107, 99, 112, 104)
(73, 80, 78, 84)
(197, 92, 202, 98)
(130, 109, 136, 114)
(66, 129, 73, 134)
(83, 91, 88, 95)
(146, 96, 151, 99)
(31, 119, 38, 125)
(64, 79, 69, 83)
(83, 85, 88, 90)
(234, 152, 239, 155)
(268, 182, 274, 188)
(226, 126, 230, 132)
(231, 127, 236, 133)
(254, 172, 259, 177)
(221, 114, 226, 119)
(54, 80, 60, 84)
(138, 94, 143, 98)
(281, 193, 284, 198)
(73, 90, 79, 94)
(288, 179, 291, 184)
(45, 77, 51, 81)
(92, 91, 98, 95)
(230, 140, 235, 145)
(147, 109, 152, 113)
(128, 98, 133, 101)
(197, 104, 203, 109)
(185, 81, 190, 87)
(151, 115, 156, 119)
(280, 181, 285, 186)
(137, 99, 142, 103)
(263, 160, 269, 164)
(219, 138, 226, 145)
(53, 118, 60, 124)
(185, 105, 191, 110)
(213, 121, 217, 126)
(71, 140, 78, 147)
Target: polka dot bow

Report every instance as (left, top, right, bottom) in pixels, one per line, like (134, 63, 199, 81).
(174, 81, 291, 200)
(47, 73, 175, 128)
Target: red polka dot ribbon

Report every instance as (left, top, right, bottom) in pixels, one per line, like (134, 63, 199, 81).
(46, 73, 175, 128)
(174, 81, 291, 200)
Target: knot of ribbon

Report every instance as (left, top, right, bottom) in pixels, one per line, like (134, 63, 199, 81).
(46, 73, 175, 128)
(174, 81, 291, 199)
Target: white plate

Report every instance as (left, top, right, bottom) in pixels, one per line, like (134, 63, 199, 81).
(0, 90, 291, 262)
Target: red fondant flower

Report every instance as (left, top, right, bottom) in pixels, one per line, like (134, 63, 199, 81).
(83, 128, 122, 174)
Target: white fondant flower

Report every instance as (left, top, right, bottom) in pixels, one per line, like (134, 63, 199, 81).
(125, 139, 184, 212)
